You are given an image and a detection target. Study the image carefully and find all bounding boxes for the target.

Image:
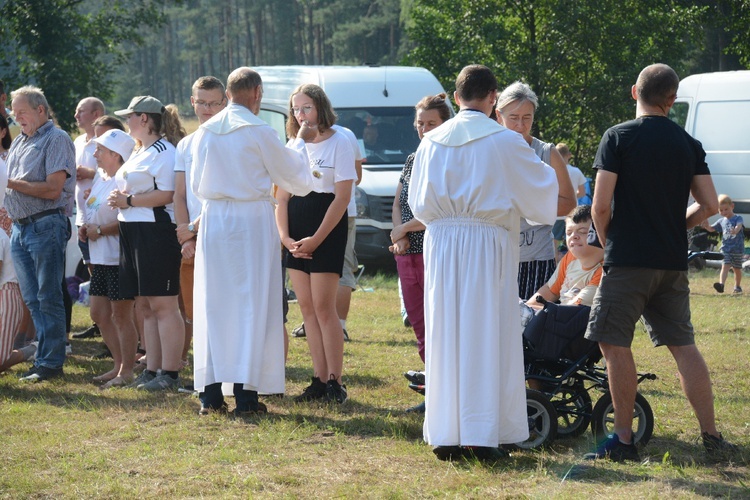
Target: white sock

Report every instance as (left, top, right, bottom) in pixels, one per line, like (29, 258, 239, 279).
(340, 319, 346, 330)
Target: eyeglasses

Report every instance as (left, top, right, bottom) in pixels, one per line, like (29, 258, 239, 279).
(291, 105, 314, 116)
(194, 100, 224, 109)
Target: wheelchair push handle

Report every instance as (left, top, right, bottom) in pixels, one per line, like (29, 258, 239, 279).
(687, 250, 724, 263)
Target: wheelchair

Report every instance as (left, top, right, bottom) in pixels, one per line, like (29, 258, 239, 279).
(514, 250, 723, 449)
(514, 298, 656, 450)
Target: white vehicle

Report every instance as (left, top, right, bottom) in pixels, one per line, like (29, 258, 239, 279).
(254, 65, 451, 267)
(671, 70, 750, 223)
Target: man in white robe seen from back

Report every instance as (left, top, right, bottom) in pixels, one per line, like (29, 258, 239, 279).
(190, 67, 316, 415)
(409, 65, 576, 461)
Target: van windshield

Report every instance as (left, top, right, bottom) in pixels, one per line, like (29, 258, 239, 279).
(337, 107, 419, 166)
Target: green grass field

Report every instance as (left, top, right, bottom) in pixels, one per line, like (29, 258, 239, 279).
(1, 270, 748, 498)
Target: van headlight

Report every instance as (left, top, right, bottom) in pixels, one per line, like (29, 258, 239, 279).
(355, 187, 370, 218)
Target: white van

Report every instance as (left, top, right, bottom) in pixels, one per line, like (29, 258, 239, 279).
(254, 65, 451, 267)
(671, 71, 750, 221)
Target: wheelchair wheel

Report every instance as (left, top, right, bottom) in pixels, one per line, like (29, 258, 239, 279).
(511, 389, 559, 450)
(591, 392, 654, 446)
(551, 386, 592, 438)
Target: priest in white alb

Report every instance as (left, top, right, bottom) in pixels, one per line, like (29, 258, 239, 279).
(190, 67, 315, 416)
(408, 65, 576, 461)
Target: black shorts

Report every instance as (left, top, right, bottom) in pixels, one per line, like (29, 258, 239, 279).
(119, 221, 181, 297)
(90, 264, 133, 301)
(286, 191, 347, 275)
(282, 262, 289, 324)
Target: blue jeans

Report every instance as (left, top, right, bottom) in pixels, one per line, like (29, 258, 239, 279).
(11, 213, 70, 369)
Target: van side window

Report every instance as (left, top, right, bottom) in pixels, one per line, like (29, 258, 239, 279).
(669, 102, 689, 129)
(694, 101, 750, 151)
(257, 109, 287, 143)
(338, 107, 420, 165)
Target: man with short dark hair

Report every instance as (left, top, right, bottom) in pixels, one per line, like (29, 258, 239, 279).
(190, 67, 315, 416)
(409, 64, 574, 462)
(5, 85, 75, 381)
(584, 63, 736, 462)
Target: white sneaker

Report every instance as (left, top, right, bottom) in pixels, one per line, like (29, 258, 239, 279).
(65, 342, 72, 356)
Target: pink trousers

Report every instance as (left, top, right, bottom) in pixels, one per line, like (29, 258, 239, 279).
(395, 253, 425, 363)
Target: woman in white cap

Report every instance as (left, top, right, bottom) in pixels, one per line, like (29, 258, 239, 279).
(107, 96, 186, 392)
(80, 125, 138, 388)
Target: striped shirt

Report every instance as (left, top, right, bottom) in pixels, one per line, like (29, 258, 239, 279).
(4, 120, 75, 220)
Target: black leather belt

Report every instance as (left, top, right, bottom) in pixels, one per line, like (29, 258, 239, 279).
(15, 208, 62, 225)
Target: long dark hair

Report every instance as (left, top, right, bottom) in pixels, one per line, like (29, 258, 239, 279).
(0, 114, 12, 150)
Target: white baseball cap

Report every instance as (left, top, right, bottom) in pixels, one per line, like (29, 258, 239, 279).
(94, 129, 135, 162)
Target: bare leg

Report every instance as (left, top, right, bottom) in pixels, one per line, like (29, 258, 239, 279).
(719, 264, 730, 286)
(667, 343, 719, 436)
(90, 295, 120, 381)
(290, 269, 328, 378)
(111, 299, 137, 379)
(283, 325, 289, 363)
(137, 297, 161, 372)
(134, 302, 145, 352)
(0, 350, 27, 373)
(177, 290, 192, 364)
(147, 295, 184, 373)
(336, 285, 352, 322)
(733, 266, 742, 289)
(312, 273, 344, 383)
(599, 342, 638, 443)
(182, 320, 192, 365)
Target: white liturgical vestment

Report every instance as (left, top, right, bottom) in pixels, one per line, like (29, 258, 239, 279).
(409, 110, 558, 446)
(191, 102, 314, 394)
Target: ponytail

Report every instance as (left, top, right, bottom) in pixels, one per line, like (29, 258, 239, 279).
(162, 104, 186, 146)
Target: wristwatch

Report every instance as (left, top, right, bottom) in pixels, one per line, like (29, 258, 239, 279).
(126, 194, 134, 207)
(188, 222, 197, 234)
(96, 225, 102, 235)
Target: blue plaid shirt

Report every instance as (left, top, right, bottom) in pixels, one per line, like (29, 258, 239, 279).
(4, 120, 75, 220)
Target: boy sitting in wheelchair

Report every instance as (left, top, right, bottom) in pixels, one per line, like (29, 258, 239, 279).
(525, 204, 604, 310)
(521, 205, 604, 390)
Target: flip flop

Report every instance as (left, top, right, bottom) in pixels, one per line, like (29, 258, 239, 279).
(100, 376, 134, 389)
(93, 372, 118, 383)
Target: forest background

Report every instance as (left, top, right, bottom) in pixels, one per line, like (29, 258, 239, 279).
(1, 0, 750, 169)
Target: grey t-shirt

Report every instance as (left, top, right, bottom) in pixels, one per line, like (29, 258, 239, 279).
(519, 137, 554, 262)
